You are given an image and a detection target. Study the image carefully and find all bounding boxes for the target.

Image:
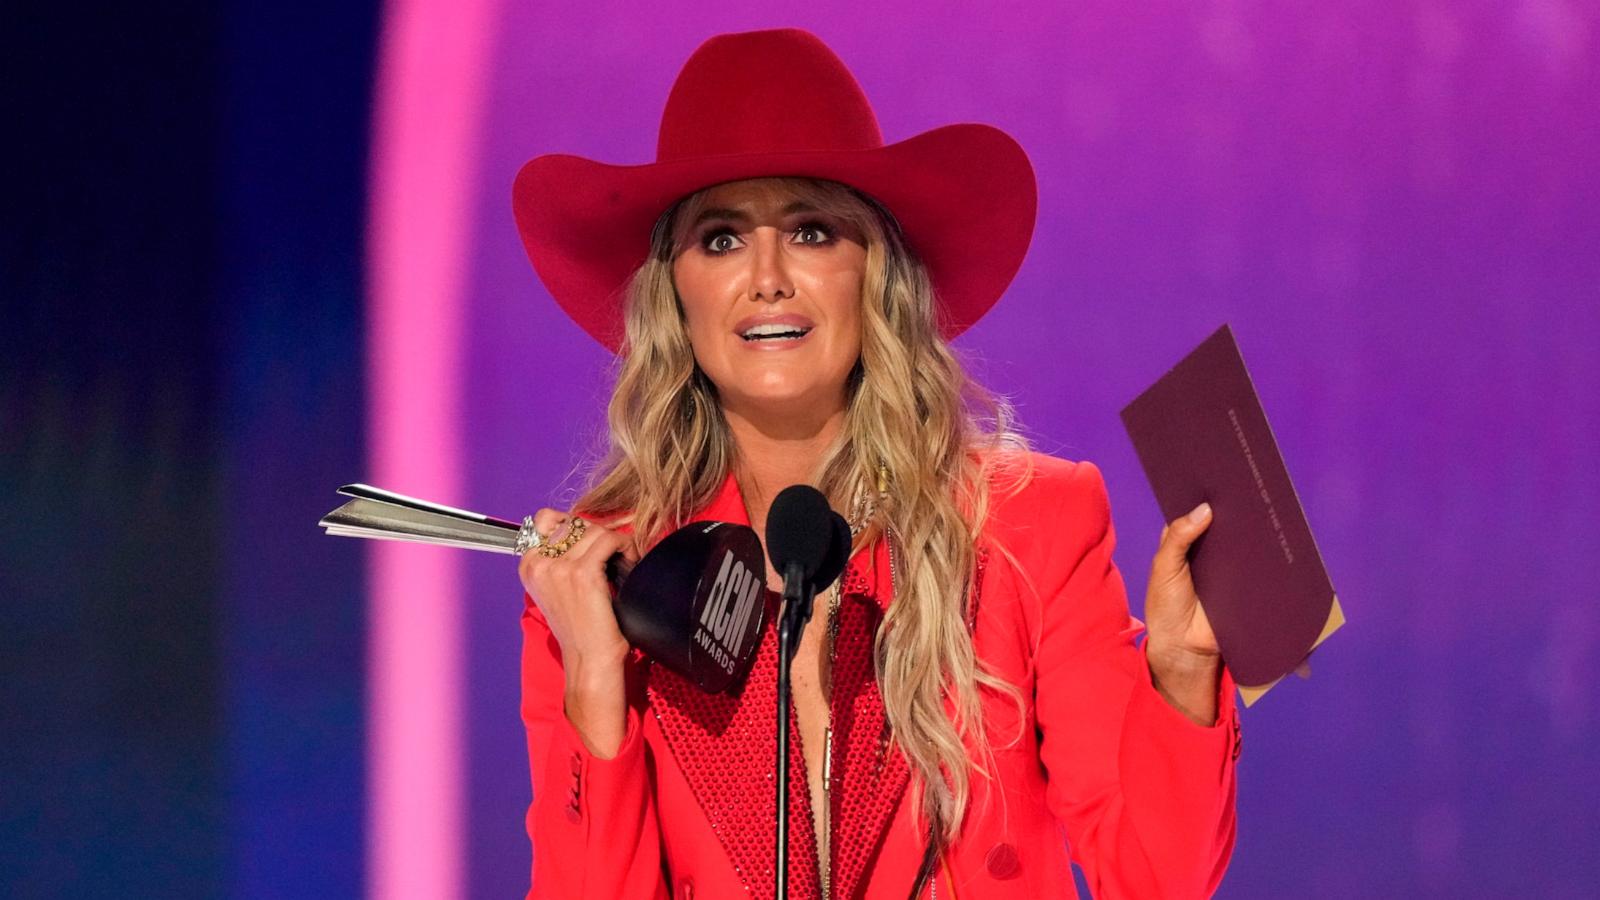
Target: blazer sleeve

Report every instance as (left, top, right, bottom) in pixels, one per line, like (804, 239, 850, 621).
(1027, 460, 1240, 899)
(520, 591, 669, 899)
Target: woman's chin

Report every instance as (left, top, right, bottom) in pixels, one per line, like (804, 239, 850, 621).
(722, 382, 847, 423)
(727, 363, 830, 400)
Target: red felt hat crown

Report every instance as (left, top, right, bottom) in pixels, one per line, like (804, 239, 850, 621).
(512, 27, 1038, 352)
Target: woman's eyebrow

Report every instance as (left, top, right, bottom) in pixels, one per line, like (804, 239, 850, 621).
(690, 201, 821, 228)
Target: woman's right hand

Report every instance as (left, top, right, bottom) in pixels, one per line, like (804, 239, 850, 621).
(518, 508, 638, 758)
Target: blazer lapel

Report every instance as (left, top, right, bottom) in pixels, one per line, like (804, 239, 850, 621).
(648, 585, 822, 898)
(825, 541, 911, 899)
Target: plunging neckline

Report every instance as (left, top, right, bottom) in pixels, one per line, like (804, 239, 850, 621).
(773, 579, 838, 897)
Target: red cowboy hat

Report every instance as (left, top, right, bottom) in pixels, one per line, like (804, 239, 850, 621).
(512, 27, 1037, 353)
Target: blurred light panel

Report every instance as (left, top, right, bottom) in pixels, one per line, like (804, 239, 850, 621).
(366, 0, 499, 895)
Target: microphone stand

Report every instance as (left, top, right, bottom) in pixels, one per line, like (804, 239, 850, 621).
(775, 561, 816, 900)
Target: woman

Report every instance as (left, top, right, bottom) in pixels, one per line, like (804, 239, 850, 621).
(512, 28, 1240, 900)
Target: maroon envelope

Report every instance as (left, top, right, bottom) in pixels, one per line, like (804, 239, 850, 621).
(1120, 324, 1343, 703)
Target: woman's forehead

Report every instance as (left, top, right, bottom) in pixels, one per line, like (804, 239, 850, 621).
(694, 177, 824, 213)
(663, 176, 875, 248)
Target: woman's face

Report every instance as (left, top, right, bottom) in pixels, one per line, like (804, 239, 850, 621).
(672, 180, 868, 425)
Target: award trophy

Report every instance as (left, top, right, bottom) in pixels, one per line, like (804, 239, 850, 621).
(319, 484, 768, 694)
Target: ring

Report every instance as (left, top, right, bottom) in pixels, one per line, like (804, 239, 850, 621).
(515, 515, 544, 556)
(537, 515, 588, 559)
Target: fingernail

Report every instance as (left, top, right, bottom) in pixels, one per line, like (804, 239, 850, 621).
(1190, 502, 1211, 523)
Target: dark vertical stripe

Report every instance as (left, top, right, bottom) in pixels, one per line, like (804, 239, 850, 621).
(1, 2, 226, 895)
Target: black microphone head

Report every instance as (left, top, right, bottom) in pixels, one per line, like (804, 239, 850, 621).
(813, 512, 851, 591)
(766, 484, 833, 582)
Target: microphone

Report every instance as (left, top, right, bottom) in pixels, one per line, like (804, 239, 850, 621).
(818, 512, 851, 597)
(767, 486, 843, 596)
(765, 484, 850, 899)
(318, 484, 769, 694)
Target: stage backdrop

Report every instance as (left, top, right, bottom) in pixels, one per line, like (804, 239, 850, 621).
(366, 1, 1599, 897)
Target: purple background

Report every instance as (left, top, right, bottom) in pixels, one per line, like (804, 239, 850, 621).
(447, 3, 1598, 897)
(28, 1, 1590, 896)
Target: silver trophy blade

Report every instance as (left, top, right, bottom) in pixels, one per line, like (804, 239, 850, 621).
(319, 489, 531, 555)
(335, 483, 522, 528)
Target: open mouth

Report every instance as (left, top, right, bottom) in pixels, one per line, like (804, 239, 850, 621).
(739, 323, 813, 342)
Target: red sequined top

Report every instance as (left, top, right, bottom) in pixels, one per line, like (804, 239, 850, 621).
(521, 453, 1241, 899)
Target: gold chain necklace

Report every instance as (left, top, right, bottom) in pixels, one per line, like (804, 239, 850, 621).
(821, 469, 890, 899)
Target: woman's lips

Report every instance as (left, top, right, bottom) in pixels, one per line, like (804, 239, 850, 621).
(734, 313, 815, 347)
(737, 327, 814, 350)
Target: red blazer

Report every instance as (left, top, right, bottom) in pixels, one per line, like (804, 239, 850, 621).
(521, 453, 1240, 899)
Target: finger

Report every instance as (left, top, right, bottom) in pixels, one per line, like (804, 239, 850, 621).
(532, 507, 569, 541)
(566, 521, 623, 570)
(517, 541, 554, 591)
(619, 537, 642, 564)
(570, 525, 641, 592)
(519, 508, 566, 575)
(518, 508, 572, 585)
(1155, 502, 1212, 570)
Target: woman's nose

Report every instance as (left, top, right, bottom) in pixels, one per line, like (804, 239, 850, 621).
(747, 227, 793, 303)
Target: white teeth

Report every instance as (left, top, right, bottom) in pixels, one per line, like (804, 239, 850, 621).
(740, 323, 811, 340)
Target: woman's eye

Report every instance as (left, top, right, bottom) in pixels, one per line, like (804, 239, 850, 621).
(698, 222, 831, 253)
(702, 230, 740, 254)
(794, 222, 832, 244)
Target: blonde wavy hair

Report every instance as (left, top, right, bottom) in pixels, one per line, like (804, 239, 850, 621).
(578, 176, 1028, 844)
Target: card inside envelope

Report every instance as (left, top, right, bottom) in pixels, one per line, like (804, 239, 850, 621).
(1120, 324, 1344, 705)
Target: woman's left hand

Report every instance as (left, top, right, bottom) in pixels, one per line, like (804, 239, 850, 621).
(1143, 502, 1224, 726)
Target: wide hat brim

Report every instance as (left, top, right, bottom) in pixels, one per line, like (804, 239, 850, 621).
(513, 122, 1036, 353)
